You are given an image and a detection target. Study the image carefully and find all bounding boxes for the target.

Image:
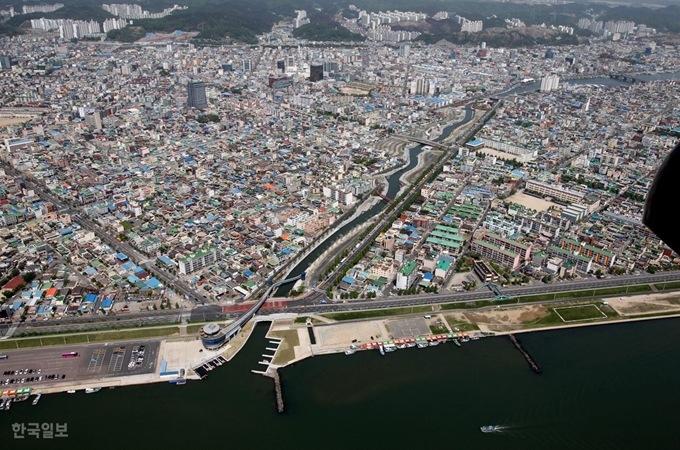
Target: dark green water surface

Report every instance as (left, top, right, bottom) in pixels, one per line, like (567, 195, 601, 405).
(2, 319, 679, 450)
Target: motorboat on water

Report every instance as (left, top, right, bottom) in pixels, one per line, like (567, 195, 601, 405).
(32, 393, 41, 406)
(480, 425, 499, 433)
(345, 348, 356, 355)
(66, 390, 76, 394)
(453, 339, 461, 347)
(85, 387, 101, 394)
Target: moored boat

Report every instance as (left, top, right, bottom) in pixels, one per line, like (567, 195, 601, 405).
(66, 390, 76, 394)
(85, 387, 101, 394)
(383, 341, 397, 352)
(379, 343, 385, 356)
(4, 398, 12, 410)
(345, 348, 356, 355)
(32, 393, 41, 406)
(453, 339, 461, 347)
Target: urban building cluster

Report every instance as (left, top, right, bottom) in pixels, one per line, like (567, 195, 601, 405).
(330, 77, 680, 299)
(101, 3, 186, 20)
(0, 17, 677, 320)
(22, 4, 64, 15)
(30, 17, 129, 38)
(577, 19, 655, 40)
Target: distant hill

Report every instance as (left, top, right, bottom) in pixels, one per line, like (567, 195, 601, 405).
(2, 0, 680, 43)
(293, 21, 366, 42)
(416, 26, 583, 48)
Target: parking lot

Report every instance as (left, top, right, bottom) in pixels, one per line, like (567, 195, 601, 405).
(388, 318, 430, 339)
(0, 341, 159, 389)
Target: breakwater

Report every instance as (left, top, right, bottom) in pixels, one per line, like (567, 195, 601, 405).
(508, 333, 541, 374)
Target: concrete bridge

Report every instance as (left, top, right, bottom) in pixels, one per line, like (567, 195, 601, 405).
(222, 272, 306, 342)
(393, 134, 449, 150)
(609, 74, 646, 84)
(374, 191, 393, 202)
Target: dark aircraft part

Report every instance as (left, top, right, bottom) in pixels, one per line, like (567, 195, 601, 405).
(643, 141, 680, 254)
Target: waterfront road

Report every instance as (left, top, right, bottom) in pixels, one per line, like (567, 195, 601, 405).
(0, 272, 679, 337)
(281, 271, 680, 314)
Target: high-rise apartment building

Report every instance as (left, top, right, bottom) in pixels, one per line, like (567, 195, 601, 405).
(187, 81, 207, 110)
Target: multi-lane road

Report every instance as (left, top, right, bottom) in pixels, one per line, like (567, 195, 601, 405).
(282, 271, 680, 314)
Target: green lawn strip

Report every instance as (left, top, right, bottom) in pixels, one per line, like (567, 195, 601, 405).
(322, 306, 432, 321)
(16, 338, 43, 348)
(428, 324, 448, 334)
(0, 327, 181, 349)
(14, 321, 182, 338)
(40, 336, 69, 346)
(524, 309, 564, 327)
(554, 304, 605, 321)
(654, 281, 680, 291)
(445, 321, 480, 332)
(64, 334, 89, 344)
(516, 284, 652, 304)
(626, 310, 680, 319)
(0, 340, 19, 350)
(441, 299, 515, 310)
(87, 327, 180, 342)
(294, 316, 323, 324)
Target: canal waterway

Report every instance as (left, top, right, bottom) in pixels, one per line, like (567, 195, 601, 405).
(503, 71, 680, 96)
(4, 319, 680, 449)
(276, 106, 474, 297)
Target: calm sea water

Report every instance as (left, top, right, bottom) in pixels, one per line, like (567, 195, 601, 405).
(3, 319, 680, 449)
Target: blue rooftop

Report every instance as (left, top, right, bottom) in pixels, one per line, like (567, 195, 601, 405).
(341, 276, 356, 285)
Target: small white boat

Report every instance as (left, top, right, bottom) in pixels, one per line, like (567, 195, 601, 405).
(85, 387, 101, 394)
(4, 398, 11, 410)
(66, 390, 76, 394)
(32, 393, 42, 406)
(345, 348, 356, 355)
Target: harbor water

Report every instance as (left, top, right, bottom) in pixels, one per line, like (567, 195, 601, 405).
(3, 319, 680, 449)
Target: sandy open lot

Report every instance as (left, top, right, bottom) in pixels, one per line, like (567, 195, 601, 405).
(477, 147, 524, 162)
(605, 292, 680, 315)
(0, 117, 31, 127)
(314, 321, 385, 347)
(506, 191, 560, 212)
